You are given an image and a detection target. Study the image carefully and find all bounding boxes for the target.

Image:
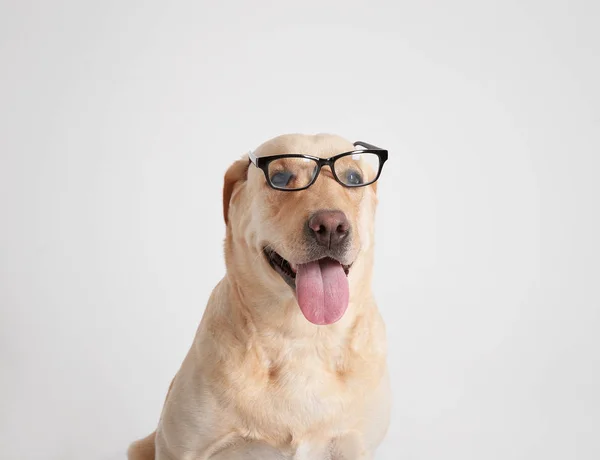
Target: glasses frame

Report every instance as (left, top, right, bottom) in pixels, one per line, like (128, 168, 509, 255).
(248, 141, 388, 191)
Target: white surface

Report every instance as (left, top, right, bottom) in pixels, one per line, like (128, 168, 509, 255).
(1, 1, 599, 459)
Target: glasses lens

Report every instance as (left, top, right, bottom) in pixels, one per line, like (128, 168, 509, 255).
(267, 157, 319, 190)
(334, 153, 381, 186)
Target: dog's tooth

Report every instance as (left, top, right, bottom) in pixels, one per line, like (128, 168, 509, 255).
(290, 263, 297, 273)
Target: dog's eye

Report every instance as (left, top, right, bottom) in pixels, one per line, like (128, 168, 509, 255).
(271, 171, 294, 188)
(344, 169, 363, 185)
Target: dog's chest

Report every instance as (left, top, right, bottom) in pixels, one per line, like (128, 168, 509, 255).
(223, 339, 373, 444)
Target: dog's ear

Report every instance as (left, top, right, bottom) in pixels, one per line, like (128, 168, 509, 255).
(222, 156, 250, 225)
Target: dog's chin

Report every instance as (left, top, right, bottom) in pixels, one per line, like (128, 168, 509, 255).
(263, 248, 352, 290)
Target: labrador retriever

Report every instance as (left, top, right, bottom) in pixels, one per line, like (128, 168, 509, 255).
(127, 133, 390, 459)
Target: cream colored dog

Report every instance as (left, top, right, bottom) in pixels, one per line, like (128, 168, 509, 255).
(128, 133, 390, 459)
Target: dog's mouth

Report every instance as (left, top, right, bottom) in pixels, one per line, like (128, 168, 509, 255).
(263, 248, 352, 326)
(263, 248, 351, 287)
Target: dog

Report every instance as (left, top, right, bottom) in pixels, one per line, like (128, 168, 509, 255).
(128, 133, 390, 459)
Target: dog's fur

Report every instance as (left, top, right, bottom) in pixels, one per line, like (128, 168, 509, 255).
(128, 133, 390, 459)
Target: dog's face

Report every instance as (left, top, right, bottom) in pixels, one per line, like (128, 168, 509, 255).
(223, 134, 380, 325)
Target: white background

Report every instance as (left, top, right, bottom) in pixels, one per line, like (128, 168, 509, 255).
(1, 1, 599, 459)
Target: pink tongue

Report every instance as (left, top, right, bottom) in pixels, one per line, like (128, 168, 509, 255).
(295, 259, 349, 325)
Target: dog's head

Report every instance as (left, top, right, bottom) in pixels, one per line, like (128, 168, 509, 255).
(222, 133, 386, 325)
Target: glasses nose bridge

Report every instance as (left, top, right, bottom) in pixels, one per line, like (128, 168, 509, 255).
(310, 158, 338, 185)
(318, 157, 335, 171)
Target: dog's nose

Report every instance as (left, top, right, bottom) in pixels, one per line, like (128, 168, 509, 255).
(308, 210, 350, 248)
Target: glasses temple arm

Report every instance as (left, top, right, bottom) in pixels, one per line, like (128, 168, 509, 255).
(248, 150, 258, 165)
(353, 140, 384, 150)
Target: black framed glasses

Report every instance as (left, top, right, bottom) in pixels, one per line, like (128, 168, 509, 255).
(248, 141, 388, 191)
